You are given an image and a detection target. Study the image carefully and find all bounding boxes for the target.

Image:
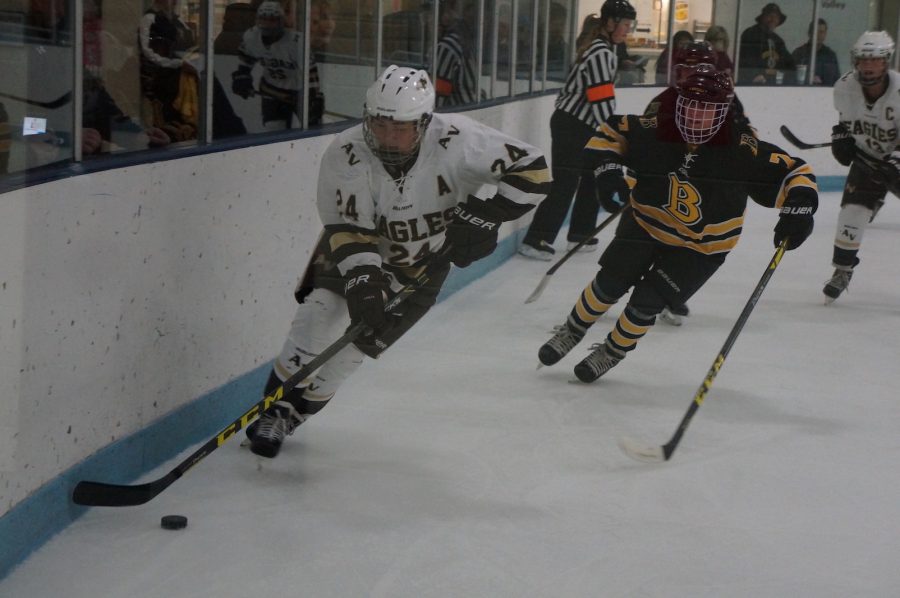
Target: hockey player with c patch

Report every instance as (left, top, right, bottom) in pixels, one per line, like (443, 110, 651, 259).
(823, 31, 900, 303)
(245, 65, 550, 458)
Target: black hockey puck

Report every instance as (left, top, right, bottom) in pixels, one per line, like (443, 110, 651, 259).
(160, 515, 188, 530)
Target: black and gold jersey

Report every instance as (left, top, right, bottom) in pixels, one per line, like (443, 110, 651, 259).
(585, 101, 817, 255)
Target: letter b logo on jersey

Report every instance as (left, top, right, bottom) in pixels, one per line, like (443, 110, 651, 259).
(666, 173, 702, 224)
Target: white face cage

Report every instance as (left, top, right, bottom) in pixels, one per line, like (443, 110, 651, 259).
(675, 96, 731, 144)
(362, 115, 431, 166)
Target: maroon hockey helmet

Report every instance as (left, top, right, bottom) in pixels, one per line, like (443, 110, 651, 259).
(672, 41, 717, 85)
(674, 41, 716, 68)
(674, 64, 734, 144)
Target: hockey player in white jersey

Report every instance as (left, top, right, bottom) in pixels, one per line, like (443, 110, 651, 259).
(245, 65, 550, 458)
(231, 1, 323, 130)
(824, 31, 900, 303)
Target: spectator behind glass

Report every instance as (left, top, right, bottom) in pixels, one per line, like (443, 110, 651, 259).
(655, 30, 694, 85)
(82, 74, 171, 155)
(792, 18, 840, 86)
(214, 3, 256, 55)
(138, 0, 199, 141)
(738, 2, 795, 85)
(309, 0, 334, 123)
(616, 42, 647, 86)
(704, 25, 734, 77)
(546, 2, 568, 74)
(311, 0, 335, 52)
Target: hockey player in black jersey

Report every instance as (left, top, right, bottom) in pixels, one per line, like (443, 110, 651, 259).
(642, 41, 751, 326)
(538, 65, 817, 383)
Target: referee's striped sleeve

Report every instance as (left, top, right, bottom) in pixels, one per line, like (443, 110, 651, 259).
(582, 47, 618, 125)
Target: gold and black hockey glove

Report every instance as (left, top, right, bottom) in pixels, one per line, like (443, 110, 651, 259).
(774, 191, 817, 250)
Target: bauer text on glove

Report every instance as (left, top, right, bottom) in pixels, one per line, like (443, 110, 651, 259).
(344, 265, 388, 329)
(830, 124, 855, 166)
(594, 161, 630, 213)
(444, 198, 504, 267)
(774, 204, 815, 250)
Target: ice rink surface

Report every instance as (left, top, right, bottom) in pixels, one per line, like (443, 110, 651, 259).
(3, 192, 900, 597)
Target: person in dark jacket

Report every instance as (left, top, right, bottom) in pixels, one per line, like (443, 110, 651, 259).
(738, 3, 795, 85)
(792, 18, 840, 86)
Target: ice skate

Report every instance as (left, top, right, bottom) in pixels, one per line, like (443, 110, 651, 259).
(518, 240, 556, 261)
(823, 265, 854, 304)
(573, 342, 624, 383)
(538, 323, 585, 366)
(659, 303, 690, 326)
(245, 401, 304, 458)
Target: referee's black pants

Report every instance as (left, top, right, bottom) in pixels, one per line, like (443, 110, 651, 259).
(523, 109, 602, 246)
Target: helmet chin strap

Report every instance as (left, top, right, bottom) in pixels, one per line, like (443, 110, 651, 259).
(859, 72, 887, 87)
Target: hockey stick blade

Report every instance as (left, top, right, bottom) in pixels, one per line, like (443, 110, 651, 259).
(73, 472, 179, 507)
(618, 437, 667, 463)
(780, 125, 831, 150)
(0, 90, 72, 109)
(524, 274, 551, 304)
(617, 242, 787, 464)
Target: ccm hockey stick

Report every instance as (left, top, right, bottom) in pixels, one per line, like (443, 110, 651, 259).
(73, 251, 449, 507)
(524, 206, 626, 304)
(619, 240, 788, 463)
(0, 90, 72, 109)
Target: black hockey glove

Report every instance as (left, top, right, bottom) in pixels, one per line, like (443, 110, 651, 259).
(344, 265, 388, 330)
(594, 161, 630, 213)
(444, 196, 503, 268)
(884, 151, 900, 184)
(774, 194, 817, 250)
(831, 124, 856, 167)
(231, 68, 254, 99)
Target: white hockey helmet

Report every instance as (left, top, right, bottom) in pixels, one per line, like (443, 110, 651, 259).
(256, 1, 285, 39)
(363, 65, 435, 165)
(851, 31, 894, 85)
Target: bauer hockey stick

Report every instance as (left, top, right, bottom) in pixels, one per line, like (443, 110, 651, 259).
(618, 240, 788, 463)
(0, 90, 72, 110)
(73, 250, 450, 507)
(524, 205, 626, 304)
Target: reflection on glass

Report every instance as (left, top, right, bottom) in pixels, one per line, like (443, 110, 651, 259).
(382, 0, 430, 70)
(138, 0, 201, 141)
(514, 0, 534, 95)
(0, 0, 74, 174)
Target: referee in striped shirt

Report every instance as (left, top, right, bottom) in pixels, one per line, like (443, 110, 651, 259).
(519, 0, 636, 260)
(435, 15, 480, 107)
